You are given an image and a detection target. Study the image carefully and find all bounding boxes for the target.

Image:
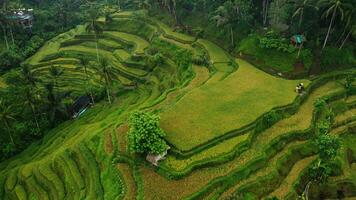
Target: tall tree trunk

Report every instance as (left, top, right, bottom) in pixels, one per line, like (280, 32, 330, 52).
(1, 25, 9, 49)
(298, 10, 303, 31)
(9, 26, 15, 46)
(263, 0, 269, 26)
(230, 26, 234, 47)
(339, 29, 351, 50)
(30, 103, 41, 134)
(297, 42, 304, 58)
(335, 25, 347, 45)
(105, 75, 112, 104)
(95, 34, 100, 62)
(322, 7, 336, 51)
(84, 66, 95, 104)
(4, 120, 15, 145)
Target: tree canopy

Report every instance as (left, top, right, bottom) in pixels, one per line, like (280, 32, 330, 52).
(128, 111, 168, 154)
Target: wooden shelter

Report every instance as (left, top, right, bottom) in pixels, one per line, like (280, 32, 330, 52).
(6, 9, 34, 29)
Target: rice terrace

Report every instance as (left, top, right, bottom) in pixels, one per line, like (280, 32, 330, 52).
(0, 1, 355, 200)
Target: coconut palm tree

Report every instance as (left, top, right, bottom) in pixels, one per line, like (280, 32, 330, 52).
(337, 7, 355, 49)
(49, 65, 64, 89)
(94, 58, 119, 104)
(292, 0, 318, 31)
(77, 57, 95, 104)
(212, 1, 239, 46)
(44, 83, 68, 125)
(86, 6, 104, 62)
(0, 100, 16, 145)
(0, 10, 10, 49)
(318, 0, 351, 50)
(21, 64, 40, 88)
(262, 0, 270, 26)
(22, 86, 41, 134)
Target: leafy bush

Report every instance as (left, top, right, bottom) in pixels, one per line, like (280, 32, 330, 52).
(0, 36, 44, 73)
(0, 48, 22, 72)
(127, 111, 168, 154)
(314, 98, 327, 111)
(321, 47, 356, 71)
(317, 134, 340, 161)
(259, 31, 295, 53)
(330, 101, 349, 115)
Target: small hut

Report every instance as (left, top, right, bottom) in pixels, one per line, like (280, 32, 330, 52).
(290, 34, 306, 46)
(146, 146, 170, 166)
(6, 9, 34, 29)
(70, 96, 92, 119)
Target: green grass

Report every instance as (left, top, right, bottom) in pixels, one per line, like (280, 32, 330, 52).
(197, 39, 231, 63)
(238, 34, 312, 72)
(114, 49, 131, 61)
(160, 59, 310, 151)
(27, 25, 85, 65)
(163, 132, 250, 170)
(152, 19, 195, 43)
(104, 31, 149, 54)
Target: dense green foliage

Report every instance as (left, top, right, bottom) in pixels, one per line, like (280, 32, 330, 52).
(0, 0, 354, 199)
(128, 111, 168, 154)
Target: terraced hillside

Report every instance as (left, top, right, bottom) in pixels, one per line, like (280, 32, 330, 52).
(0, 10, 355, 200)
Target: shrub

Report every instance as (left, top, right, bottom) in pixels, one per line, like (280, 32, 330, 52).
(320, 47, 356, 71)
(256, 110, 281, 133)
(127, 111, 168, 154)
(314, 98, 327, 111)
(316, 134, 340, 161)
(259, 31, 295, 53)
(0, 48, 22, 72)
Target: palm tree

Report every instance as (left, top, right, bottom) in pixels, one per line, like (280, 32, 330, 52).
(0, 100, 16, 145)
(318, 0, 351, 50)
(94, 58, 118, 104)
(212, 1, 238, 46)
(22, 86, 41, 134)
(77, 57, 95, 104)
(21, 64, 40, 87)
(337, 8, 355, 49)
(49, 65, 64, 89)
(86, 6, 104, 62)
(262, 0, 270, 26)
(0, 10, 10, 49)
(44, 83, 68, 125)
(292, 0, 318, 31)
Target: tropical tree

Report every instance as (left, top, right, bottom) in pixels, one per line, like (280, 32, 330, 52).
(212, 0, 252, 47)
(44, 83, 68, 125)
(268, 0, 291, 32)
(318, 0, 352, 50)
(21, 64, 40, 88)
(77, 57, 95, 104)
(0, 100, 16, 145)
(128, 111, 168, 154)
(292, 0, 318, 31)
(262, 0, 271, 26)
(94, 58, 118, 104)
(54, 0, 71, 29)
(49, 65, 64, 89)
(337, 7, 355, 49)
(85, 4, 104, 62)
(22, 86, 41, 134)
(0, 9, 10, 49)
